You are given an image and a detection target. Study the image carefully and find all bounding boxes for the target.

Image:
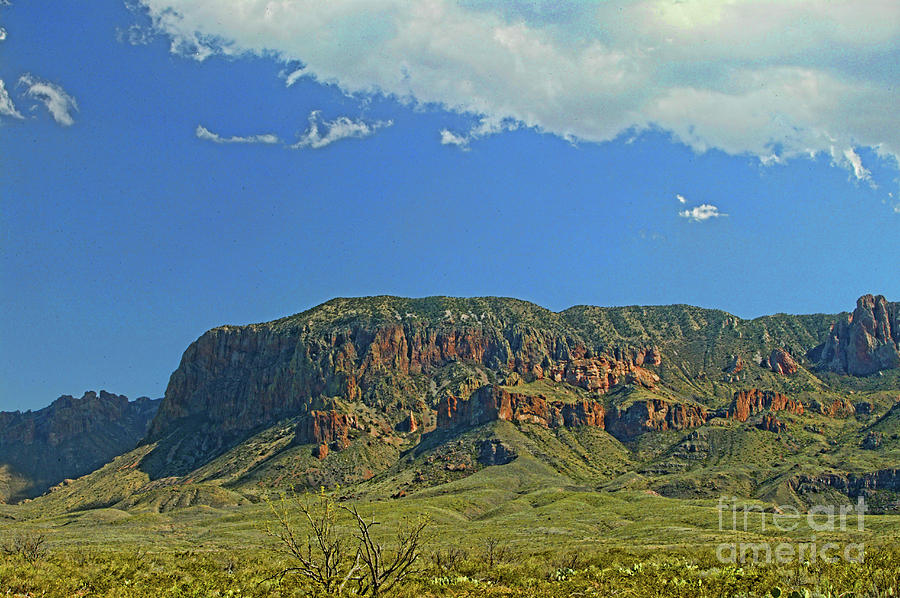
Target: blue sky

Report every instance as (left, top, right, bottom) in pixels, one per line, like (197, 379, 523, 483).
(1, 1, 898, 411)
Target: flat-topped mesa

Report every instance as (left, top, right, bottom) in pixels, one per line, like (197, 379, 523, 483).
(149, 298, 662, 442)
(818, 294, 900, 376)
(436, 385, 605, 430)
(604, 399, 709, 441)
(729, 389, 804, 422)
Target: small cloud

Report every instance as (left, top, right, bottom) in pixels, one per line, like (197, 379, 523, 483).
(676, 194, 686, 204)
(290, 111, 391, 150)
(284, 68, 307, 87)
(195, 124, 280, 145)
(842, 147, 871, 181)
(894, 204, 900, 214)
(18, 74, 78, 126)
(117, 24, 155, 46)
(440, 116, 519, 150)
(0, 27, 7, 41)
(439, 129, 469, 148)
(0, 79, 23, 119)
(679, 203, 727, 222)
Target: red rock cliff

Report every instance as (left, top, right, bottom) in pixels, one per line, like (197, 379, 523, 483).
(819, 294, 900, 376)
(294, 411, 359, 449)
(604, 399, 708, 441)
(729, 389, 804, 422)
(436, 386, 605, 431)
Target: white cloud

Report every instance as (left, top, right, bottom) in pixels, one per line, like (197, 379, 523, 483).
(679, 203, 727, 222)
(0, 27, 7, 42)
(676, 194, 686, 204)
(195, 124, 279, 145)
(841, 147, 871, 181)
(0, 79, 23, 119)
(439, 129, 469, 148)
(18, 74, 77, 126)
(283, 68, 307, 87)
(440, 116, 519, 150)
(137, 0, 900, 172)
(291, 111, 391, 150)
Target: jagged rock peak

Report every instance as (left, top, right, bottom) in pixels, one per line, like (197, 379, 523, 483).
(818, 294, 900, 376)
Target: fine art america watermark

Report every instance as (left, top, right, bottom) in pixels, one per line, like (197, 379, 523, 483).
(716, 496, 866, 566)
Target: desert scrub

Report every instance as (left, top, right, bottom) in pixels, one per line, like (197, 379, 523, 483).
(0, 544, 896, 597)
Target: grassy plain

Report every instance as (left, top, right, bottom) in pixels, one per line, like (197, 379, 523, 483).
(1, 454, 898, 597)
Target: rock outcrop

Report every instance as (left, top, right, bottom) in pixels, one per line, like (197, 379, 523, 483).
(542, 353, 661, 393)
(436, 385, 605, 431)
(396, 412, 418, 433)
(604, 399, 708, 441)
(723, 355, 744, 375)
(813, 398, 856, 419)
(818, 294, 900, 376)
(294, 411, 359, 451)
(0, 392, 160, 503)
(757, 413, 787, 433)
(729, 389, 804, 422)
(792, 469, 900, 498)
(477, 439, 517, 466)
(769, 348, 798, 375)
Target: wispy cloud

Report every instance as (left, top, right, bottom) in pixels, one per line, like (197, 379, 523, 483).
(18, 74, 77, 126)
(0, 79, 23, 119)
(291, 111, 391, 150)
(676, 194, 686, 204)
(195, 124, 280, 145)
(841, 147, 871, 182)
(440, 117, 519, 150)
(0, 27, 7, 42)
(679, 204, 727, 223)
(117, 24, 155, 46)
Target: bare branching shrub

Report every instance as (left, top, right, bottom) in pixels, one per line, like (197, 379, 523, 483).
(342, 505, 429, 598)
(1, 531, 47, 562)
(483, 536, 512, 569)
(429, 546, 467, 573)
(264, 489, 429, 597)
(263, 489, 361, 595)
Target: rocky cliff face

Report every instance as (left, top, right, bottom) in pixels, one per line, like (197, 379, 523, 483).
(792, 469, 900, 499)
(147, 298, 666, 468)
(436, 385, 605, 431)
(0, 392, 160, 503)
(729, 389, 804, 422)
(140, 294, 891, 478)
(541, 353, 660, 393)
(604, 399, 708, 441)
(294, 411, 359, 451)
(818, 294, 900, 376)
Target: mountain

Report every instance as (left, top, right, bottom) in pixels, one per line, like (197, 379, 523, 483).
(0, 391, 160, 503)
(19, 294, 900, 514)
(815, 294, 900, 375)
